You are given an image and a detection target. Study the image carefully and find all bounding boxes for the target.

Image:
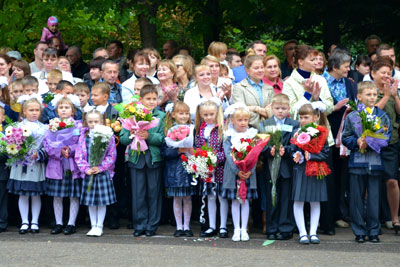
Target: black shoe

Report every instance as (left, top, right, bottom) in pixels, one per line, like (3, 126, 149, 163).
(0, 228, 6, 233)
(368, 235, 380, 243)
(200, 228, 216, 237)
(30, 223, 40, 234)
(174, 230, 184, 237)
(267, 233, 276, 240)
(19, 223, 29, 235)
(145, 230, 156, 237)
(133, 230, 145, 237)
(51, 224, 64, 235)
(108, 221, 120, 230)
(318, 229, 335, 235)
(63, 225, 76, 235)
(276, 232, 293, 240)
(184, 229, 194, 237)
(219, 228, 228, 238)
(126, 223, 133, 229)
(355, 235, 366, 243)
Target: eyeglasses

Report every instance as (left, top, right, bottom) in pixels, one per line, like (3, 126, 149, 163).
(175, 64, 183, 68)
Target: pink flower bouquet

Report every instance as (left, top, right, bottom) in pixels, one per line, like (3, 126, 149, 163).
(165, 125, 194, 148)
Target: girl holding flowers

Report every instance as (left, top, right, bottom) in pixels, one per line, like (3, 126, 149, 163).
(43, 96, 82, 235)
(194, 98, 228, 238)
(291, 103, 330, 245)
(162, 102, 196, 237)
(7, 96, 47, 234)
(75, 110, 117, 237)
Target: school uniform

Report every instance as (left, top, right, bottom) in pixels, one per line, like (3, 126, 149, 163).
(75, 128, 117, 206)
(260, 116, 299, 235)
(41, 102, 83, 124)
(119, 109, 165, 232)
(0, 154, 9, 231)
(342, 108, 391, 237)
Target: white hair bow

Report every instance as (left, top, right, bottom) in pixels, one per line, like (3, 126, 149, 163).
(51, 94, 81, 109)
(223, 103, 249, 118)
(0, 77, 8, 89)
(17, 94, 43, 105)
(165, 102, 174, 113)
(199, 97, 222, 108)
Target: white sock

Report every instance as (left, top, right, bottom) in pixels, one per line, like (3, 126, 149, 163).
(18, 195, 29, 225)
(182, 196, 192, 231)
(232, 200, 240, 230)
(218, 196, 228, 230)
(97, 206, 106, 228)
(293, 201, 307, 237)
(67, 197, 80, 226)
(31, 196, 41, 226)
(240, 201, 250, 230)
(88, 206, 97, 226)
(173, 197, 183, 230)
(53, 197, 63, 225)
(207, 195, 217, 230)
(309, 202, 321, 236)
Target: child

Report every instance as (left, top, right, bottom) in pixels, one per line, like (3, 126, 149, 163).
(85, 57, 107, 90)
(91, 82, 118, 120)
(0, 81, 19, 122)
(219, 64, 229, 79)
(74, 82, 91, 113)
(162, 102, 195, 237)
(222, 104, 258, 241)
(46, 69, 63, 94)
(75, 110, 117, 237)
(194, 99, 228, 238)
(40, 16, 68, 52)
(134, 77, 153, 96)
(9, 79, 24, 113)
(120, 85, 165, 237)
(43, 96, 83, 235)
(207, 41, 233, 80)
(41, 81, 82, 124)
(342, 82, 391, 243)
(7, 97, 47, 234)
(260, 94, 299, 240)
(21, 76, 39, 96)
(292, 103, 329, 245)
(0, 107, 8, 232)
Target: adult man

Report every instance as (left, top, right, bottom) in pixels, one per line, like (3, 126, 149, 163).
(162, 40, 178, 59)
(226, 52, 242, 69)
(107, 40, 126, 71)
(232, 40, 267, 83)
(93, 47, 109, 59)
(66, 46, 89, 79)
(281, 40, 298, 79)
(100, 60, 122, 104)
(365, 35, 381, 56)
(48, 37, 64, 56)
(29, 41, 48, 73)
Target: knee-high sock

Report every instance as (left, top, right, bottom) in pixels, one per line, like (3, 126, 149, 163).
(232, 200, 241, 230)
(241, 201, 250, 230)
(207, 195, 217, 229)
(67, 197, 80, 226)
(97, 206, 106, 227)
(293, 201, 307, 236)
(218, 196, 228, 229)
(18, 195, 29, 224)
(31, 196, 41, 225)
(182, 196, 192, 230)
(309, 202, 321, 236)
(53, 197, 63, 225)
(173, 197, 183, 230)
(88, 206, 97, 226)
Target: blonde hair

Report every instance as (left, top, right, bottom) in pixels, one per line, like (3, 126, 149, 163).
(74, 82, 90, 95)
(56, 97, 76, 116)
(271, 93, 290, 106)
(194, 64, 211, 79)
(195, 100, 224, 141)
(21, 98, 42, 119)
(92, 82, 111, 96)
(264, 54, 282, 77)
(357, 81, 376, 94)
(224, 107, 251, 131)
(244, 55, 263, 69)
(83, 110, 105, 127)
(164, 102, 191, 135)
(143, 48, 161, 60)
(158, 60, 178, 83)
(207, 41, 228, 60)
(200, 55, 220, 66)
(48, 69, 62, 81)
(172, 54, 194, 80)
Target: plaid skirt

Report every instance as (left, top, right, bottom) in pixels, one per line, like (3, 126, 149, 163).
(80, 172, 116, 206)
(199, 181, 223, 197)
(7, 179, 45, 196)
(167, 186, 197, 197)
(46, 173, 82, 198)
(220, 188, 258, 200)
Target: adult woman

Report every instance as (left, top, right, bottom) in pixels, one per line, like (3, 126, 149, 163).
(232, 54, 274, 130)
(156, 60, 179, 110)
(121, 50, 159, 102)
(314, 51, 327, 75)
(172, 54, 195, 91)
(11, 59, 31, 79)
(0, 54, 12, 84)
(263, 55, 283, 94)
(348, 55, 371, 83)
(372, 57, 400, 233)
(184, 64, 219, 119)
(57, 56, 83, 83)
(143, 48, 161, 78)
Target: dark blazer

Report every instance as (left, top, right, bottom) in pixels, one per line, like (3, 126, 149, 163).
(104, 105, 119, 121)
(260, 116, 300, 179)
(327, 77, 357, 138)
(161, 143, 193, 188)
(41, 104, 82, 124)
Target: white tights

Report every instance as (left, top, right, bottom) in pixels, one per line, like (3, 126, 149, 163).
(173, 196, 192, 230)
(88, 206, 107, 227)
(293, 201, 320, 236)
(53, 197, 80, 226)
(207, 195, 228, 230)
(18, 195, 41, 226)
(231, 199, 250, 230)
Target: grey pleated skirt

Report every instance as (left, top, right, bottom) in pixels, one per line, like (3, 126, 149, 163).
(292, 164, 328, 202)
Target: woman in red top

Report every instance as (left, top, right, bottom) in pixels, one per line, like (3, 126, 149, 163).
(263, 55, 283, 94)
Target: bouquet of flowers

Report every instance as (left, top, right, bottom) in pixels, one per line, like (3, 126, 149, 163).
(117, 99, 159, 155)
(165, 125, 193, 148)
(48, 118, 75, 132)
(0, 122, 36, 166)
(231, 136, 269, 203)
(106, 119, 122, 145)
(43, 92, 55, 107)
(290, 123, 331, 179)
(263, 126, 282, 207)
(87, 125, 114, 192)
(348, 101, 389, 153)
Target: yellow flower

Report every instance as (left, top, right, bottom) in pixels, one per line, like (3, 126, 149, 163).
(6, 144, 18, 155)
(128, 106, 136, 113)
(374, 123, 381, 130)
(366, 107, 372, 114)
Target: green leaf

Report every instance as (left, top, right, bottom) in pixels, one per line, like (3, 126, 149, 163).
(262, 240, 275, 246)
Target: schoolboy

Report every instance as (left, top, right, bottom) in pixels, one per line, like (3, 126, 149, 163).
(21, 76, 39, 95)
(74, 82, 91, 113)
(9, 79, 24, 113)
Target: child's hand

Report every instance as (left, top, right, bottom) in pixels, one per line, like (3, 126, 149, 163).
(61, 147, 69, 158)
(92, 167, 101, 174)
(305, 151, 310, 161)
(270, 145, 276, 157)
(137, 130, 148, 140)
(86, 169, 94, 175)
(238, 171, 251, 180)
(32, 152, 38, 160)
(293, 152, 301, 163)
(130, 129, 136, 135)
(279, 145, 285, 157)
(357, 137, 368, 150)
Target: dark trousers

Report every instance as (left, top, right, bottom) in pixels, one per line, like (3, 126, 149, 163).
(349, 173, 381, 236)
(130, 166, 162, 231)
(266, 177, 295, 234)
(332, 147, 350, 220)
(0, 181, 8, 229)
(319, 148, 335, 232)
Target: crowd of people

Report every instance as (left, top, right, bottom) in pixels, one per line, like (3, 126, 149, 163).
(0, 16, 399, 244)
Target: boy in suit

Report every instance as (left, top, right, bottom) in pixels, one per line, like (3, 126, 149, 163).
(120, 84, 165, 237)
(260, 93, 299, 240)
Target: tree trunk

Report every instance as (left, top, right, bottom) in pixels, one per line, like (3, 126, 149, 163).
(202, 0, 221, 54)
(322, 0, 340, 55)
(138, 1, 159, 48)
